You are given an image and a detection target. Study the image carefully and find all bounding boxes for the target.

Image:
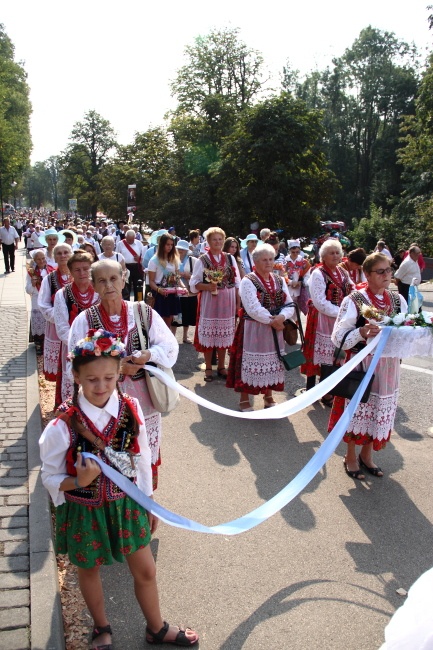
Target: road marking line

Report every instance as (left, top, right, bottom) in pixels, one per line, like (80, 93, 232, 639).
(401, 363, 433, 376)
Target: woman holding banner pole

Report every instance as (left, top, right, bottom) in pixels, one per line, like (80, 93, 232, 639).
(328, 252, 407, 480)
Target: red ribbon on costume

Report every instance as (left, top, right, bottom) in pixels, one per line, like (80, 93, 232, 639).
(123, 241, 143, 272)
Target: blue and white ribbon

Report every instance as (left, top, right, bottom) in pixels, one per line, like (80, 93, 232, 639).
(82, 327, 392, 535)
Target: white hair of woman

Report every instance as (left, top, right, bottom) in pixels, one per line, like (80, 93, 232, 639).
(252, 243, 275, 262)
(53, 242, 73, 256)
(319, 238, 343, 262)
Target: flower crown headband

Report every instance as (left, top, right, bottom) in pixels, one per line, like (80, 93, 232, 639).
(68, 329, 126, 360)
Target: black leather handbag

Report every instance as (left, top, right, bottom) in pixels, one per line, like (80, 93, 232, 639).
(320, 331, 374, 403)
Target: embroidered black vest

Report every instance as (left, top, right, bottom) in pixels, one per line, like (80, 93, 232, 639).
(244, 272, 287, 315)
(57, 395, 139, 506)
(200, 253, 236, 289)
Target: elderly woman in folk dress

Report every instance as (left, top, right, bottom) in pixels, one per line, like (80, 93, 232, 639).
(25, 249, 54, 355)
(39, 227, 64, 268)
(301, 239, 354, 405)
(38, 243, 73, 405)
(328, 252, 408, 479)
(54, 251, 100, 404)
(226, 244, 295, 411)
(190, 227, 241, 382)
(69, 259, 178, 490)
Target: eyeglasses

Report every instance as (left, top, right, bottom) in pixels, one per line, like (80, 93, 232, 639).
(371, 268, 392, 275)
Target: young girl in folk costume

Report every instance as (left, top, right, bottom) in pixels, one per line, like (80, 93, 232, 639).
(189, 227, 241, 382)
(25, 249, 55, 355)
(39, 330, 199, 649)
(38, 243, 73, 403)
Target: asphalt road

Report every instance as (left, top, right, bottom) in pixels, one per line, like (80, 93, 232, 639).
(101, 286, 433, 650)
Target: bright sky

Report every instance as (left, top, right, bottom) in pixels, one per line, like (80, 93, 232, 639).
(2, 0, 432, 163)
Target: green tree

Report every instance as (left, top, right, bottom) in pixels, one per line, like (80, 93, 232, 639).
(285, 27, 419, 224)
(213, 94, 337, 234)
(171, 27, 265, 120)
(60, 110, 117, 218)
(0, 24, 32, 216)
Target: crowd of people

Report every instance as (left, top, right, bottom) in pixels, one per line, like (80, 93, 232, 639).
(1, 208, 427, 649)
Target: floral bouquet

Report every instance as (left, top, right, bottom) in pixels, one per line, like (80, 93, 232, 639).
(361, 304, 433, 328)
(383, 311, 433, 328)
(273, 262, 287, 278)
(204, 269, 224, 295)
(361, 304, 389, 323)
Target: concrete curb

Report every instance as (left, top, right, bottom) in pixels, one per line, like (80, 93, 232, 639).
(26, 307, 64, 647)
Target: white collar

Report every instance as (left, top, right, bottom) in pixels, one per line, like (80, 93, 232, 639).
(77, 389, 119, 421)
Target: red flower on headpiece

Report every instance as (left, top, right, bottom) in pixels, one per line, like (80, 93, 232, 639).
(97, 337, 113, 351)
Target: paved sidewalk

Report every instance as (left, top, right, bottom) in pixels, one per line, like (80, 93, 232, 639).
(0, 244, 64, 650)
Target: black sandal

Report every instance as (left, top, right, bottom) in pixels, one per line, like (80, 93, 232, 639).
(321, 395, 334, 407)
(217, 367, 228, 378)
(91, 624, 112, 650)
(343, 458, 365, 481)
(146, 621, 199, 646)
(204, 368, 213, 382)
(359, 456, 383, 477)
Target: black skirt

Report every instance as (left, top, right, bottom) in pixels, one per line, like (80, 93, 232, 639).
(153, 291, 181, 317)
(180, 295, 198, 327)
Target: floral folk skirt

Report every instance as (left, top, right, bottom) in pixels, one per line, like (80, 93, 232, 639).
(56, 495, 151, 568)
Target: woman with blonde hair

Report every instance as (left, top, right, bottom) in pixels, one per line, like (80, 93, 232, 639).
(190, 227, 241, 382)
(148, 233, 185, 333)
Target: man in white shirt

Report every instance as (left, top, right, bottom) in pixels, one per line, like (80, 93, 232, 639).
(375, 240, 393, 260)
(0, 217, 19, 273)
(394, 245, 422, 302)
(116, 230, 144, 301)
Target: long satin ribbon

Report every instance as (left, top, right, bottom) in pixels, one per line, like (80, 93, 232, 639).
(142, 330, 383, 419)
(82, 327, 392, 535)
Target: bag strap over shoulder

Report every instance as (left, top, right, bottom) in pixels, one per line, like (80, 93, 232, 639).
(133, 301, 151, 351)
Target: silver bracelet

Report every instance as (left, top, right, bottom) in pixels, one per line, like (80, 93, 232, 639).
(74, 476, 81, 489)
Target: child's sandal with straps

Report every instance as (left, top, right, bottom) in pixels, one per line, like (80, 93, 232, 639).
(146, 621, 198, 646)
(91, 624, 112, 650)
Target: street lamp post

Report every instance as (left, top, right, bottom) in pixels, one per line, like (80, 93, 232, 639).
(11, 181, 17, 209)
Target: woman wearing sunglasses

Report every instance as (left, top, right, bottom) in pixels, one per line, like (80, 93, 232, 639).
(328, 252, 407, 480)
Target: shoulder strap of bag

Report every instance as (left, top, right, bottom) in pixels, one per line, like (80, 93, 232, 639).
(133, 301, 149, 351)
(332, 329, 353, 365)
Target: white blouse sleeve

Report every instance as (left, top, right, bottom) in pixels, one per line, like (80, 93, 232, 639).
(68, 310, 90, 359)
(54, 290, 70, 345)
(25, 274, 37, 298)
(39, 419, 70, 506)
(134, 400, 153, 496)
(331, 296, 364, 350)
(309, 269, 340, 318)
(147, 309, 179, 368)
(189, 258, 205, 294)
(37, 275, 55, 323)
(240, 278, 295, 324)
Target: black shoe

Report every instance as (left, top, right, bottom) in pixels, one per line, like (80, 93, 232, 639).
(5, 271, 10, 274)
(11, 269, 15, 272)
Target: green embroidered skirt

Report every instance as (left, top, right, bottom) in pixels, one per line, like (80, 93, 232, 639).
(56, 495, 151, 568)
